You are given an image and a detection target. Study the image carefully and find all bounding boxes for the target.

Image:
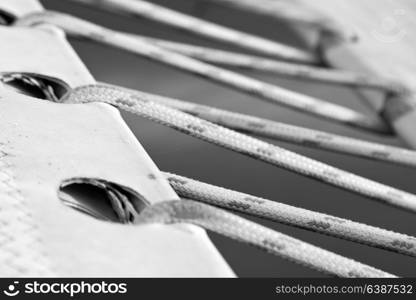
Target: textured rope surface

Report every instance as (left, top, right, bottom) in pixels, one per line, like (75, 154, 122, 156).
(17, 11, 391, 133)
(133, 35, 402, 92)
(137, 199, 395, 277)
(164, 172, 416, 257)
(6, 6, 412, 278)
(0, 143, 53, 276)
(63, 84, 416, 214)
(70, 0, 316, 63)
(107, 84, 416, 168)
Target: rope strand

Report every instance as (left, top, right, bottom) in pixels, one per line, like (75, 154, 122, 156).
(63, 83, 416, 214)
(138, 199, 396, 277)
(17, 11, 391, 133)
(104, 83, 416, 167)
(164, 172, 416, 257)
(69, 0, 317, 63)
(199, 0, 355, 42)
(132, 35, 401, 92)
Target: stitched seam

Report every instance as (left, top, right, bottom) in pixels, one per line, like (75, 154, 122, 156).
(0, 142, 54, 276)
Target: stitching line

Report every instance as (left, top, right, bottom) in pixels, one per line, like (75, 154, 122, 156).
(0, 141, 54, 276)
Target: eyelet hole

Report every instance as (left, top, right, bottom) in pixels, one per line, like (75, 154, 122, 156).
(59, 178, 150, 224)
(0, 10, 15, 26)
(0, 72, 70, 101)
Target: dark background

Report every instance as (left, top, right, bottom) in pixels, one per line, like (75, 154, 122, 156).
(41, 0, 416, 277)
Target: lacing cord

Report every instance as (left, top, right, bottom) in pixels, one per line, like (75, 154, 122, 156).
(6, 73, 416, 257)
(69, 0, 317, 64)
(194, 0, 356, 43)
(61, 83, 416, 214)
(106, 84, 416, 168)
(3, 71, 412, 204)
(16, 11, 393, 133)
(164, 172, 416, 258)
(3, 71, 413, 168)
(0, 75, 398, 278)
(137, 199, 395, 277)
(132, 35, 402, 92)
(5, 6, 412, 277)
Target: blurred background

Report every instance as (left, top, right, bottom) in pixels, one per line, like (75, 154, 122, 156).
(42, 0, 416, 277)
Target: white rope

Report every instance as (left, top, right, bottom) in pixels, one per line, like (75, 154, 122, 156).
(164, 172, 416, 258)
(137, 199, 395, 277)
(132, 35, 401, 92)
(6, 6, 411, 278)
(2, 68, 408, 168)
(199, 0, 353, 41)
(102, 83, 416, 167)
(69, 0, 317, 63)
(17, 11, 391, 133)
(62, 83, 416, 214)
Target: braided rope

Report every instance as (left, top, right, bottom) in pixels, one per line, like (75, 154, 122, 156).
(5, 4, 413, 278)
(199, 0, 355, 42)
(137, 199, 395, 277)
(17, 11, 391, 133)
(2, 71, 410, 167)
(133, 35, 402, 92)
(69, 0, 316, 63)
(164, 172, 416, 257)
(107, 84, 416, 167)
(0, 143, 53, 276)
(63, 83, 416, 214)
